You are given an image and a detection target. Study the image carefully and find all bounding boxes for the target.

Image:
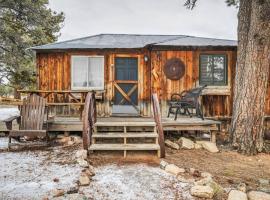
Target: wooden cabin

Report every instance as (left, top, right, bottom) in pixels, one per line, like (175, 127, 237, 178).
(31, 34, 245, 118)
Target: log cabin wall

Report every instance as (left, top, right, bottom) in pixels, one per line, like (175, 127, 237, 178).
(150, 49, 237, 118)
(36, 49, 151, 117)
(36, 48, 269, 118)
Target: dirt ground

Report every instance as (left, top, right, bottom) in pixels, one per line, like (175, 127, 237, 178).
(0, 137, 194, 200)
(164, 147, 270, 190)
(87, 146, 270, 195)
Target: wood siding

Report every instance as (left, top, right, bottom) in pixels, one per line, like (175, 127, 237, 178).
(37, 50, 151, 117)
(151, 50, 236, 117)
(36, 48, 270, 118)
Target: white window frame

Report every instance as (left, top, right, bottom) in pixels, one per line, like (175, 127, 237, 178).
(71, 55, 105, 90)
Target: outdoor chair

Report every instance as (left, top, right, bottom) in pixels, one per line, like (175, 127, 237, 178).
(167, 85, 207, 120)
(4, 94, 49, 148)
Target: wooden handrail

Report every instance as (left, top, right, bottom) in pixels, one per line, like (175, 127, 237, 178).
(152, 93, 165, 158)
(82, 92, 97, 150)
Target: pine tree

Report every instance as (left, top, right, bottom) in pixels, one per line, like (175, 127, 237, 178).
(185, 0, 270, 155)
(0, 0, 64, 98)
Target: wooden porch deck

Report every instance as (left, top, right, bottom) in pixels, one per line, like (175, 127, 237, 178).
(47, 116, 221, 132)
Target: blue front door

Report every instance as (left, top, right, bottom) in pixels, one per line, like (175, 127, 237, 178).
(113, 57, 139, 114)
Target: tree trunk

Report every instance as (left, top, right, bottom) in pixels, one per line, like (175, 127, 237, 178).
(13, 87, 21, 99)
(231, 0, 270, 155)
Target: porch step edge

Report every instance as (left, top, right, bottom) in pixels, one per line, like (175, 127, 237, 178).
(92, 132, 158, 138)
(89, 144, 160, 151)
(94, 121, 156, 127)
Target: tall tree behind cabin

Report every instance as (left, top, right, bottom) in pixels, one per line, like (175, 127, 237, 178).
(0, 0, 64, 98)
(185, 0, 270, 155)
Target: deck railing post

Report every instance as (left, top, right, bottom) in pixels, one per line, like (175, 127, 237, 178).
(82, 91, 97, 150)
(152, 93, 165, 158)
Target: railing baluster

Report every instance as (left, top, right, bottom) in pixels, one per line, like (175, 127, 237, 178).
(152, 93, 165, 158)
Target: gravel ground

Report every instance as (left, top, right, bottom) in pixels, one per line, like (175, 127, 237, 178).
(0, 137, 194, 200)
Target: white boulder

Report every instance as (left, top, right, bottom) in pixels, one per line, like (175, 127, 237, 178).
(190, 185, 214, 199)
(165, 164, 185, 175)
(197, 141, 219, 153)
(178, 137, 194, 149)
(160, 160, 169, 170)
(248, 191, 270, 200)
(165, 139, 180, 150)
(228, 190, 247, 200)
(77, 158, 88, 168)
(75, 149, 88, 160)
(79, 174, 90, 186)
(52, 189, 65, 197)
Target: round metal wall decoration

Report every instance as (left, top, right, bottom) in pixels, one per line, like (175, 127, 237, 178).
(163, 58, 185, 80)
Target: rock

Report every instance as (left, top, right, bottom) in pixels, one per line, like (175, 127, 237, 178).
(165, 164, 185, 175)
(177, 175, 195, 183)
(77, 158, 88, 168)
(237, 183, 247, 193)
(189, 168, 201, 177)
(178, 137, 194, 149)
(52, 189, 65, 197)
(259, 179, 270, 186)
(189, 168, 196, 174)
(197, 141, 219, 153)
(201, 172, 212, 178)
(194, 143, 203, 149)
(71, 136, 82, 144)
(79, 174, 90, 186)
(64, 194, 86, 200)
(75, 150, 88, 160)
(67, 140, 74, 146)
(209, 181, 224, 197)
(67, 185, 79, 194)
(228, 190, 247, 200)
(195, 176, 213, 186)
(248, 191, 270, 200)
(160, 160, 169, 170)
(53, 178, 59, 182)
(195, 176, 223, 196)
(82, 168, 95, 177)
(42, 197, 49, 200)
(165, 139, 180, 150)
(57, 136, 71, 144)
(190, 185, 214, 199)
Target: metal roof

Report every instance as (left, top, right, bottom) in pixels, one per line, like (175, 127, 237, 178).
(31, 34, 237, 50)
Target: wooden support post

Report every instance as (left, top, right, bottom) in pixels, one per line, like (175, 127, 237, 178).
(157, 150, 160, 158)
(64, 131, 70, 137)
(211, 131, 217, 143)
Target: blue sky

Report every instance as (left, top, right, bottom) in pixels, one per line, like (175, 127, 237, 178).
(49, 0, 238, 42)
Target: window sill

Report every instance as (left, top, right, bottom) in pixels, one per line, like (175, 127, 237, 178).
(201, 86, 231, 96)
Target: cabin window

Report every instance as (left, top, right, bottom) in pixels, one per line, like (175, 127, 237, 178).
(199, 54, 227, 86)
(71, 56, 104, 90)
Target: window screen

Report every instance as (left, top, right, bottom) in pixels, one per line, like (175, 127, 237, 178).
(71, 56, 104, 90)
(199, 54, 227, 86)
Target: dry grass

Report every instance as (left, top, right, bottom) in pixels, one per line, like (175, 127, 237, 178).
(164, 147, 270, 190)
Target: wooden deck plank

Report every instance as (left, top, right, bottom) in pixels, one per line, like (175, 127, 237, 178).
(94, 121, 156, 127)
(89, 144, 160, 151)
(46, 116, 220, 132)
(92, 132, 158, 138)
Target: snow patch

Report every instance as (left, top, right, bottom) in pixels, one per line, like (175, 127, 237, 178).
(0, 107, 19, 121)
(83, 164, 194, 200)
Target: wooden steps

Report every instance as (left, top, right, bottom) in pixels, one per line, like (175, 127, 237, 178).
(89, 120, 160, 157)
(92, 132, 158, 138)
(89, 144, 160, 151)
